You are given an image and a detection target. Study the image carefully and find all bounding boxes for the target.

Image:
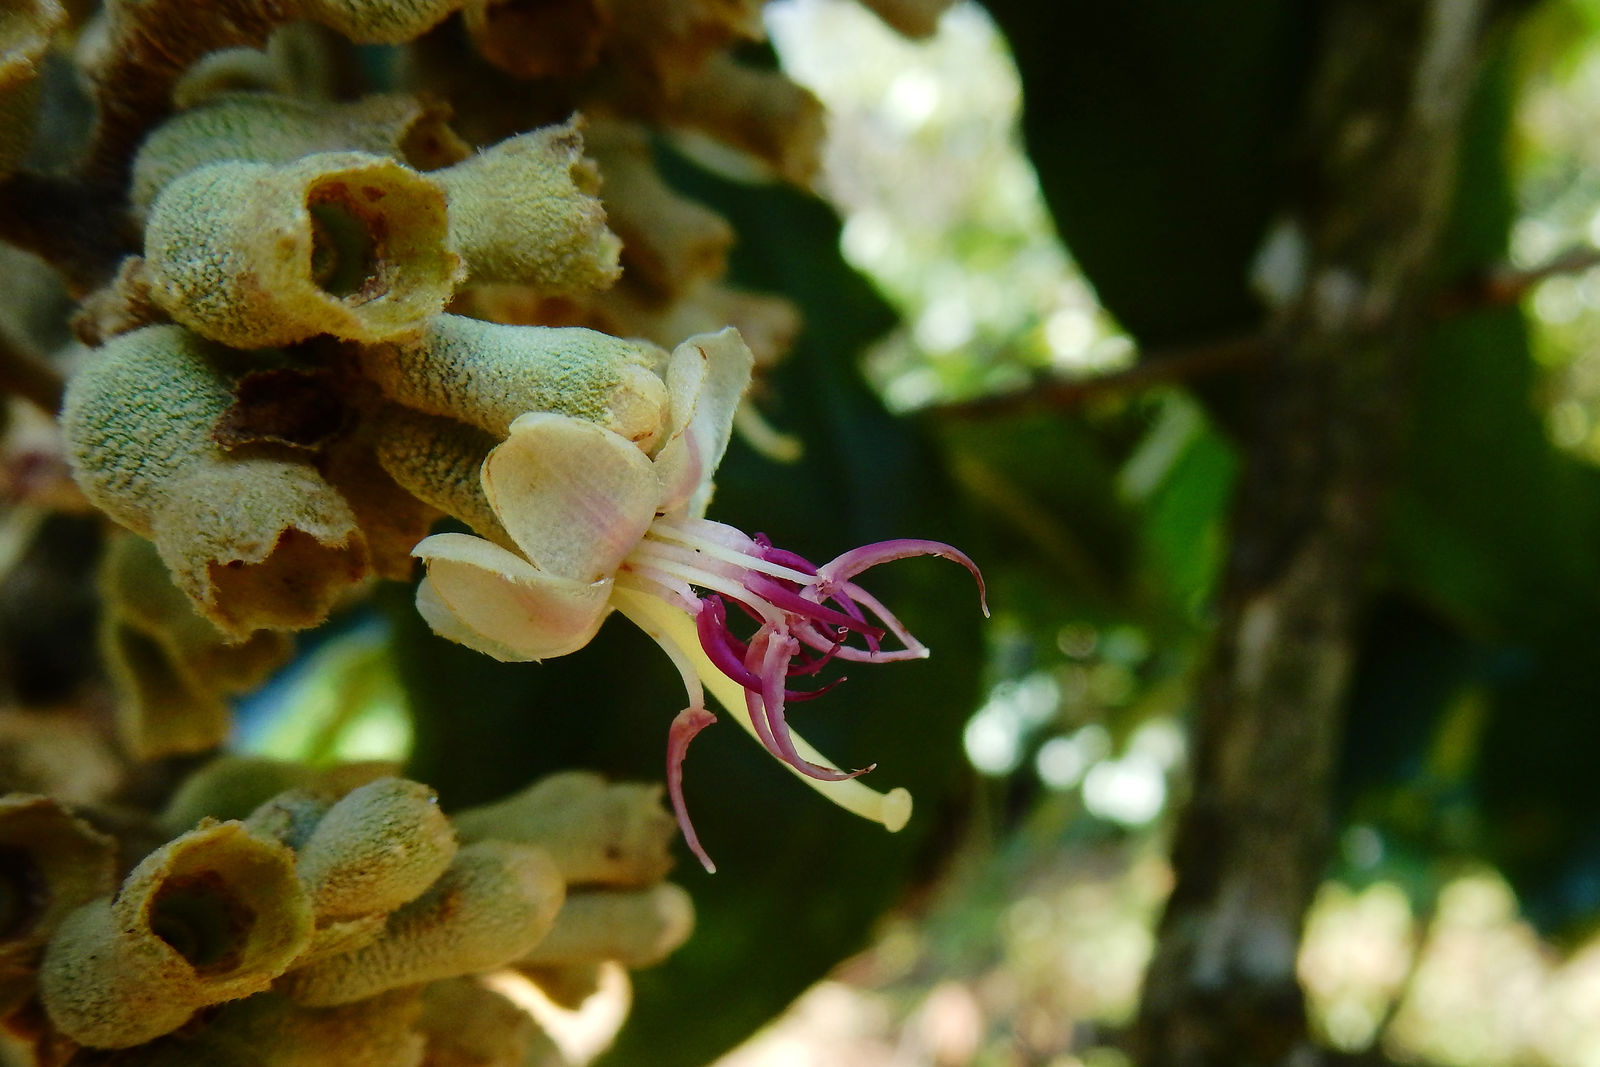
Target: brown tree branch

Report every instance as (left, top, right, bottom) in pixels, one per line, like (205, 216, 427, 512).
(933, 240, 1600, 421)
(1127, 1, 1499, 1064)
(935, 333, 1270, 419)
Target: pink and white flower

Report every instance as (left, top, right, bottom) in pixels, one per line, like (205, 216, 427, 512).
(412, 328, 985, 871)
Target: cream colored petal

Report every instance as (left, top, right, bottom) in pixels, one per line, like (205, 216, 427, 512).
(417, 576, 535, 662)
(487, 414, 658, 582)
(413, 532, 611, 660)
(654, 328, 755, 517)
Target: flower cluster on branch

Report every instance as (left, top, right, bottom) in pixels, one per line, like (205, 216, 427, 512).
(0, 0, 970, 1060)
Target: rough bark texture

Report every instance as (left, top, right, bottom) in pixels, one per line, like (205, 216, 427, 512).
(1131, 2, 1496, 1063)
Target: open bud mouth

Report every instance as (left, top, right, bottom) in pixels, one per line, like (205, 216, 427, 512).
(294, 161, 457, 338)
(307, 184, 388, 303)
(149, 871, 253, 974)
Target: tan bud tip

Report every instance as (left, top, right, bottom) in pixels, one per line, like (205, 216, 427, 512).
(295, 778, 459, 922)
(437, 118, 622, 293)
(517, 883, 694, 969)
(452, 771, 677, 888)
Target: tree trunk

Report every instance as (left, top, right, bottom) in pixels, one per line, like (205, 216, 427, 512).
(1131, 2, 1498, 1063)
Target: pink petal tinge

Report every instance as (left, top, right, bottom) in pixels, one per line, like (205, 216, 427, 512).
(653, 328, 754, 518)
(485, 413, 660, 583)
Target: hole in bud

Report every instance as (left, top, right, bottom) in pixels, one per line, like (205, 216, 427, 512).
(149, 871, 253, 974)
(308, 184, 385, 302)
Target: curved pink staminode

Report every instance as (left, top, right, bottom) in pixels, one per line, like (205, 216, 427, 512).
(667, 706, 719, 873)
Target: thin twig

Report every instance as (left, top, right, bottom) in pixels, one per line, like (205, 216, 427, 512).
(934, 244, 1600, 421)
(934, 333, 1270, 419)
(1434, 244, 1600, 316)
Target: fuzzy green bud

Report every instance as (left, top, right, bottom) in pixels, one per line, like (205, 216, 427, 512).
(418, 977, 545, 1067)
(453, 771, 676, 887)
(367, 403, 510, 548)
(104, 989, 427, 1067)
(280, 841, 564, 1007)
(39, 821, 314, 1048)
(132, 92, 468, 212)
(294, 778, 458, 922)
(435, 119, 621, 292)
(99, 533, 293, 760)
(144, 152, 461, 348)
(586, 121, 734, 299)
(358, 313, 668, 446)
(0, 795, 116, 983)
(62, 326, 369, 635)
(518, 884, 693, 969)
(161, 757, 398, 837)
(672, 56, 824, 186)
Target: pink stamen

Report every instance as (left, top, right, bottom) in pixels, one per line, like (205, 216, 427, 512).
(817, 538, 990, 617)
(696, 597, 763, 689)
(756, 542, 820, 575)
(640, 524, 985, 871)
(783, 675, 848, 702)
(744, 628, 871, 783)
(742, 573, 886, 639)
(667, 706, 719, 873)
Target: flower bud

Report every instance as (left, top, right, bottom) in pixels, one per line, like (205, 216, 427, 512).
(280, 841, 565, 1006)
(366, 403, 509, 547)
(357, 313, 667, 447)
(435, 119, 621, 292)
(0, 0, 64, 175)
(453, 771, 675, 887)
(145, 152, 460, 348)
(418, 977, 544, 1067)
(518, 884, 693, 968)
(586, 122, 733, 299)
(62, 326, 369, 635)
(99, 533, 293, 760)
(670, 57, 824, 186)
(40, 821, 314, 1048)
(161, 757, 397, 837)
(106, 989, 426, 1067)
(132, 92, 468, 212)
(0, 795, 116, 983)
(295, 778, 458, 922)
